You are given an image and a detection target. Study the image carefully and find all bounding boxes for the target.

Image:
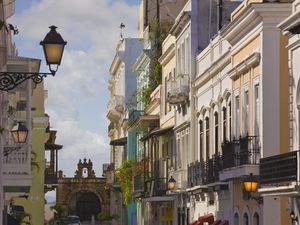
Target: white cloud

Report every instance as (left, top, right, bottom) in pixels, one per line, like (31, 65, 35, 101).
(10, 0, 139, 176)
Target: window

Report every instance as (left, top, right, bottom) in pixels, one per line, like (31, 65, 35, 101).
(181, 43, 185, 74)
(177, 137, 181, 169)
(222, 107, 227, 141)
(235, 95, 240, 137)
(243, 213, 249, 225)
(244, 90, 249, 135)
(199, 120, 203, 161)
(253, 212, 259, 225)
(214, 112, 218, 155)
(234, 213, 239, 225)
(205, 117, 210, 159)
(254, 84, 260, 137)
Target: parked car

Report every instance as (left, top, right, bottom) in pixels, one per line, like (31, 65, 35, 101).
(63, 215, 81, 225)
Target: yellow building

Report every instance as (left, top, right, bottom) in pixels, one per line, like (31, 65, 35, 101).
(219, 1, 291, 224)
(14, 79, 49, 225)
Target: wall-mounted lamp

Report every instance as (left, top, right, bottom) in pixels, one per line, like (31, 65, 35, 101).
(0, 25, 67, 91)
(243, 173, 263, 204)
(290, 211, 298, 223)
(11, 122, 28, 143)
(168, 176, 176, 190)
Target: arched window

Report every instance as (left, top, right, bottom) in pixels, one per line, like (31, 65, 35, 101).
(205, 117, 210, 159)
(199, 120, 203, 161)
(214, 112, 218, 155)
(253, 212, 259, 225)
(243, 213, 249, 225)
(222, 107, 227, 141)
(234, 213, 239, 225)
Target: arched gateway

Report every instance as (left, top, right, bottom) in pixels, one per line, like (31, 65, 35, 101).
(56, 159, 110, 222)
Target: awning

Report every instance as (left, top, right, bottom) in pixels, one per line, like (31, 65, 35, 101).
(140, 126, 174, 141)
(198, 213, 214, 225)
(190, 220, 200, 225)
(45, 143, 63, 150)
(211, 220, 222, 225)
(219, 220, 229, 225)
(110, 137, 127, 146)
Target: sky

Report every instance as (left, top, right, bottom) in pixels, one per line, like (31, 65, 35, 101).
(8, 0, 140, 196)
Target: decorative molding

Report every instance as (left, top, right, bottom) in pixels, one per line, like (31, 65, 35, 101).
(228, 52, 261, 80)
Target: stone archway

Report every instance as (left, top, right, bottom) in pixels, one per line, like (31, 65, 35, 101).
(75, 191, 101, 221)
(56, 159, 110, 222)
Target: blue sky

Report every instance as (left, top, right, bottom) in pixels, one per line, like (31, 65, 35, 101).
(10, 0, 140, 182)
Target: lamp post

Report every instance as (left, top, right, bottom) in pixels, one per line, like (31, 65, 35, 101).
(11, 122, 28, 143)
(243, 173, 263, 204)
(0, 25, 67, 91)
(168, 176, 176, 190)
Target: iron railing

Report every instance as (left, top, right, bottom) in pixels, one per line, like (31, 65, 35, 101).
(144, 177, 168, 197)
(133, 173, 144, 192)
(128, 110, 145, 127)
(167, 74, 189, 105)
(108, 95, 125, 113)
(188, 154, 222, 187)
(221, 136, 260, 170)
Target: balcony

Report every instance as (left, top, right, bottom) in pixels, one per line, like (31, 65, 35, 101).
(132, 173, 144, 198)
(188, 154, 222, 189)
(144, 177, 168, 197)
(219, 136, 260, 181)
(167, 74, 189, 105)
(107, 95, 125, 122)
(3, 146, 31, 193)
(128, 110, 159, 130)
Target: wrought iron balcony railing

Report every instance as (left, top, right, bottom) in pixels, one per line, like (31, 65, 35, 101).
(167, 74, 189, 105)
(133, 173, 144, 192)
(108, 95, 125, 113)
(144, 177, 168, 197)
(128, 110, 146, 127)
(221, 135, 260, 170)
(188, 154, 222, 188)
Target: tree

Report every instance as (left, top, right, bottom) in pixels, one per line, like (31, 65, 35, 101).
(48, 205, 66, 225)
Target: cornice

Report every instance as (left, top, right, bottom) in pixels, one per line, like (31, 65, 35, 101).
(158, 43, 175, 66)
(109, 53, 122, 76)
(170, 11, 191, 37)
(193, 50, 231, 89)
(222, 3, 292, 45)
(228, 52, 261, 80)
(278, 11, 300, 34)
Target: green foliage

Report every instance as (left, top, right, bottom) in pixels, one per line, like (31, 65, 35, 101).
(31, 151, 40, 172)
(97, 212, 119, 221)
(115, 160, 143, 205)
(14, 212, 32, 225)
(0, 127, 4, 134)
(141, 86, 154, 107)
(153, 63, 162, 85)
(48, 205, 66, 225)
(139, 18, 172, 106)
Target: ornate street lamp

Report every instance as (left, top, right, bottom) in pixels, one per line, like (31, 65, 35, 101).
(243, 173, 263, 204)
(168, 176, 176, 190)
(11, 122, 28, 143)
(0, 25, 67, 91)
